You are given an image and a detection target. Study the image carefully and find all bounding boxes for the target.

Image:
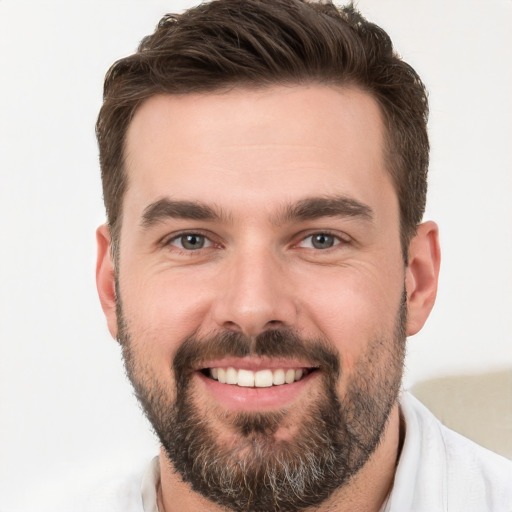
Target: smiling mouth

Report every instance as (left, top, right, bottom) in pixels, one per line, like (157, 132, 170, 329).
(200, 367, 317, 388)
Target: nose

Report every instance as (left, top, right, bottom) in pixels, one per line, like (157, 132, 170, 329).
(211, 245, 298, 337)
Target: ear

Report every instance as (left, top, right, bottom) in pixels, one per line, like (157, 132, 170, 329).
(405, 221, 441, 336)
(96, 224, 118, 339)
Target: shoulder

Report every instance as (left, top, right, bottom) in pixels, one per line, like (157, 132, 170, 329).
(401, 391, 512, 511)
(21, 459, 151, 512)
(439, 417, 512, 509)
(69, 470, 145, 512)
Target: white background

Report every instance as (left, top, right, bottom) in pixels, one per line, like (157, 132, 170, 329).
(0, 0, 511, 509)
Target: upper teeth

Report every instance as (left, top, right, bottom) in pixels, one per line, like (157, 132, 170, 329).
(209, 367, 305, 388)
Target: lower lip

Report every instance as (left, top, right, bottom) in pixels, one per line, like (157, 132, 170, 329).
(195, 371, 320, 411)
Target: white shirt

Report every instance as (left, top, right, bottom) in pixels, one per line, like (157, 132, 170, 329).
(33, 392, 512, 511)
(383, 392, 512, 511)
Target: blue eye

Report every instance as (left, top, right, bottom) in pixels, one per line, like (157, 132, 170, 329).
(170, 234, 211, 250)
(311, 233, 336, 249)
(299, 233, 340, 250)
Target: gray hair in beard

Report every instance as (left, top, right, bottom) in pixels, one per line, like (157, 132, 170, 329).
(118, 292, 407, 512)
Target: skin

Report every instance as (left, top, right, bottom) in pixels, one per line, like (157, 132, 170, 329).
(96, 85, 440, 512)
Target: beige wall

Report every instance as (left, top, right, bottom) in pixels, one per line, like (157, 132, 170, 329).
(410, 369, 512, 459)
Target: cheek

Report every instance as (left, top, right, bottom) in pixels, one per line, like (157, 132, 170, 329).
(294, 263, 404, 369)
(119, 270, 214, 368)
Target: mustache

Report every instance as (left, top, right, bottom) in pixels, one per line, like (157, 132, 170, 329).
(172, 328, 341, 378)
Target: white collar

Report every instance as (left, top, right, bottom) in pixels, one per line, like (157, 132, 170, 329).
(140, 392, 446, 512)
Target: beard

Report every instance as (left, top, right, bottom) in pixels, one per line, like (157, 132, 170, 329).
(118, 292, 407, 512)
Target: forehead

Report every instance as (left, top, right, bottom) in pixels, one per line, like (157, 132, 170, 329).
(123, 85, 394, 219)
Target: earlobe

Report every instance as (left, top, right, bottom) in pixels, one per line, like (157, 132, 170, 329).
(405, 221, 441, 336)
(96, 224, 119, 339)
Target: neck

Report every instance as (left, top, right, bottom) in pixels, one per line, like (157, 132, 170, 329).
(158, 403, 402, 512)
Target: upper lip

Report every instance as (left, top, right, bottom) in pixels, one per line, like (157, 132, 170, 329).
(196, 357, 318, 372)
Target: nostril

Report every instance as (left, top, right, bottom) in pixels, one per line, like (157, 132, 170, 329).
(223, 320, 243, 332)
(265, 320, 284, 330)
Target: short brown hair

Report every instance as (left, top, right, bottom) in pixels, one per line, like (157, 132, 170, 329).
(96, 0, 429, 260)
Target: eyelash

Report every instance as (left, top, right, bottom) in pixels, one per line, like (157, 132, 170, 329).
(164, 231, 217, 252)
(163, 230, 350, 253)
(296, 231, 350, 250)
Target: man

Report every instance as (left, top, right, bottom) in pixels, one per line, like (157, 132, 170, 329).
(91, 1, 511, 511)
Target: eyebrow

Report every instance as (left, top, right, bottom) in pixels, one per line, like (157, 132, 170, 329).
(275, 195, 374, 224)
(141, 198, 227, 228)
(140, 194, 373, 229)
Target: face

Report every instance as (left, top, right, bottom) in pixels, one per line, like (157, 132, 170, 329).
(103, 85, 411, 511)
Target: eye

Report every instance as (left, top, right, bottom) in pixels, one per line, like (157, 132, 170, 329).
(299, 233, 342, 250)
(168, 233, 212, 250)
